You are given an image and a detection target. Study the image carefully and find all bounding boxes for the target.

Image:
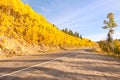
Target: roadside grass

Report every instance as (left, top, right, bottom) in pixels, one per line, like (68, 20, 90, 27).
(107, 53, 120, 58)
(91, 47, 120, 59)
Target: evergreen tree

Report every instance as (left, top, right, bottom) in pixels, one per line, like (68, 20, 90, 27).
(74, 32, 79, 37)
(69, 30, 73, 35)
(61, 28, 82, 38)
(64, 28, 68, 33)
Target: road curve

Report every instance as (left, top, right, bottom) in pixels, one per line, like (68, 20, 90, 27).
(0, 49, 120, 80)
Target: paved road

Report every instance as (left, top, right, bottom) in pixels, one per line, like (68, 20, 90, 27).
(0, 49, 120, 80)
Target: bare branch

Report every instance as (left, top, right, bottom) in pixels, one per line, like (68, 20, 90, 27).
(102, 26, 108, 29)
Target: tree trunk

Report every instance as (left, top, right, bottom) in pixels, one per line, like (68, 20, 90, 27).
(110, 32, 114, 52)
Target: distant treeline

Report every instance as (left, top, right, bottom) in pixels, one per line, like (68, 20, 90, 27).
(62, 28, 82, 39)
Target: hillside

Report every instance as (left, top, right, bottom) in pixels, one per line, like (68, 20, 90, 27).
(0, 0, 98, 57)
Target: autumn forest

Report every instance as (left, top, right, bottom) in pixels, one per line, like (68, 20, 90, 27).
(0, 0, 99, 57)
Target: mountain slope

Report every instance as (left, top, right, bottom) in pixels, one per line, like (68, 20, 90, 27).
(0, 0, 98, 57)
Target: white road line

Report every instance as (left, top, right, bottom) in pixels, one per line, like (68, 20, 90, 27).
(0, 52, 78, 78)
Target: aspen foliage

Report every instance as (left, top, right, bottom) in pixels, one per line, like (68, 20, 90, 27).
(0, 0, 98, 49)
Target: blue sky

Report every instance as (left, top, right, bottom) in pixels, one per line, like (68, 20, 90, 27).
(22, 0, 120, 41)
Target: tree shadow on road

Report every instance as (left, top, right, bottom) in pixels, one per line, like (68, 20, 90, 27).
(0, 49, 120, 80)
(0, 66, 120, 80)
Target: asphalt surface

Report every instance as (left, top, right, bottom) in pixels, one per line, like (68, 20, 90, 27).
(0, 49, 120, 80)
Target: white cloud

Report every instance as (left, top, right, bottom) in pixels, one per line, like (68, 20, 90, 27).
(40, 6, 51, 12)
(85, 33, 107, 41)
(86, 31, 120, 41)
(51, 0, 114, 25)
(113, 32, 120, 39)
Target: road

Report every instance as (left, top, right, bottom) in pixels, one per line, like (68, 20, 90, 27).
(0, 49, 120, 80)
